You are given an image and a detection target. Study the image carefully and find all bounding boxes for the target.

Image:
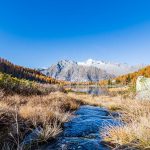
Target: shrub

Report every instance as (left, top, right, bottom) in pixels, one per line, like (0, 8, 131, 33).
(0, 72, 63, 95)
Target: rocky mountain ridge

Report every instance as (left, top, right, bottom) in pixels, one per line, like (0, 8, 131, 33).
(41, 59, 144, 82)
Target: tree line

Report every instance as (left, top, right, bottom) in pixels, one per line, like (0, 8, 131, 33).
(0, 57, 66, 84)
(100, 65, 150, 86)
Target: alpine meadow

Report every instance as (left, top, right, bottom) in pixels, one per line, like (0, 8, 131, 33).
(0, 0, 150, 150)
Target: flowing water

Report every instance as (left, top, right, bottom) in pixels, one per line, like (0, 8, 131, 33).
(42, 105, 122, 150)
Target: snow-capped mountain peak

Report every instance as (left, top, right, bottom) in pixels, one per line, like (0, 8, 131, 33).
(41, 59, 145, 82)
(78, 59, 107, 66)
(77, 59, 144, 76)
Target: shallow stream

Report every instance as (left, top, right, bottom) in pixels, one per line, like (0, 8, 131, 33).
(43, 105, 121, 150)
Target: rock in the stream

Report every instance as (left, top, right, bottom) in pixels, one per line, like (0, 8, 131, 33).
(59, 137, 109, 150)
(43, 137, 109, 150)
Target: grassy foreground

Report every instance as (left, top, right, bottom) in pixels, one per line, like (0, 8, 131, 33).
(0, 85, 150, 149)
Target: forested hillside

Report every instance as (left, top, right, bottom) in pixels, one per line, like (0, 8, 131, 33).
(0, 57, 65, 84)
(115, 65, 150, 85)
(100, 65, 150, 86)
(0, 71, 45, 95)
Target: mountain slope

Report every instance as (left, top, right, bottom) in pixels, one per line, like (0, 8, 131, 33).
(42, 60, 115, 82)
(42, 59, 144, 82)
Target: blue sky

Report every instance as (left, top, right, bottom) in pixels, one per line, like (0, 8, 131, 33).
(0, 0, 150, 68)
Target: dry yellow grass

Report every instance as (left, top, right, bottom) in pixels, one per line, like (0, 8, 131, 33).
(38, 120, 62, 142)
(68, 92, 124, 111)
(102, 114, 150, 149)
(68, 92, 102, 106)
(108, 86, 129, 92)
(100, 97, 150, 149)
(0, 91, 81, 149)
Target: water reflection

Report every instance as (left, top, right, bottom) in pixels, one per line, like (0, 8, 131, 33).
(69, 86, 107, 95)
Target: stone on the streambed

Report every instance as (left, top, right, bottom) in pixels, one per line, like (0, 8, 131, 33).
(136, 76, 150, 100)
(60, 137, 109, 150)
(20, 127, 43, 147)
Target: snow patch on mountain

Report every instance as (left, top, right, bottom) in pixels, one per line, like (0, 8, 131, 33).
(78, 59, 144, 76)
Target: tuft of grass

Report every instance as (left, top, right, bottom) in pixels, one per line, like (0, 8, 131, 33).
(102, 115, 150, 149)
(38, 120, 62, 142)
